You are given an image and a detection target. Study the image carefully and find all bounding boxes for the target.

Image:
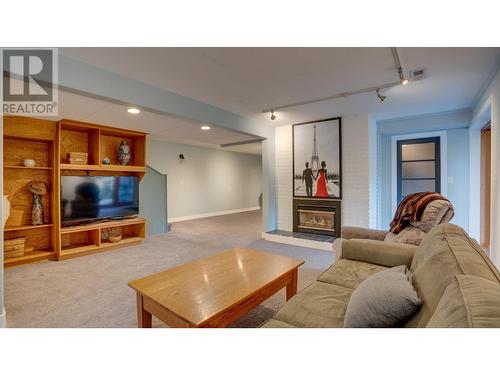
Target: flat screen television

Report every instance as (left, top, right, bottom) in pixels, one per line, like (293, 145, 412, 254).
(61, 176, 139, 226)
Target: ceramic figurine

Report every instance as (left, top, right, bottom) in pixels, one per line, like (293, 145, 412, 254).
(27, 181, 48, 226)
(118, 141, 131, 166)
(102, 157, 111, 165)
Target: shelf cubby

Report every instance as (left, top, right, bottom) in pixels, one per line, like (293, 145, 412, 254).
(61, 229, 100, 252)
(3, 137, 53, 168)
(99, 129, 146, 167)
(59, 121, 100, 165)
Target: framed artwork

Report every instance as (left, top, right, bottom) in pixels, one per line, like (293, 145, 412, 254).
(293, 117, 342, 199)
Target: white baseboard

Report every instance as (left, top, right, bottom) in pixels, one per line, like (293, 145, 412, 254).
(262, 232, 333, 252)
(0, 307, 5, 328)
(169, 206, 261, 223)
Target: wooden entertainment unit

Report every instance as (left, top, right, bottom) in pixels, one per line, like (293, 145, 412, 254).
(3, 116, 147, 267)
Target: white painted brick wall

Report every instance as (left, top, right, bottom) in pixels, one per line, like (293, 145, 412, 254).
(274, 115, 375, 231)
(275, 125, 293, 231)
(342, 114, 370, 227)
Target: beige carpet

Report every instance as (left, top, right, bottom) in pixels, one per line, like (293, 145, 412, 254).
(4, 210, 335, 328)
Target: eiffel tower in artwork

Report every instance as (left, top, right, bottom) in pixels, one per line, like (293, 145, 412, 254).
(310, 124, 320, 174)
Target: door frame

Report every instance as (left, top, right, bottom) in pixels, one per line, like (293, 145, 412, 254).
(391, 131, 447, 215)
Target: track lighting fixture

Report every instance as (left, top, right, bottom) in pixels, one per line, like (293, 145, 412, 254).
(261, 47, 407, 114)
(376, 89, 387, 102)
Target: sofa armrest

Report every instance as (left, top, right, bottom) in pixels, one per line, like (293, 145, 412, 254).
(341, 226, 389, 241)
(338, 239, 417, 268)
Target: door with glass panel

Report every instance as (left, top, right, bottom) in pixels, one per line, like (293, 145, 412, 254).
(397, 137, 441, 204)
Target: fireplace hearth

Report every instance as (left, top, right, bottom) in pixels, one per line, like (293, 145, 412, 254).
(293, 198, 341, 237)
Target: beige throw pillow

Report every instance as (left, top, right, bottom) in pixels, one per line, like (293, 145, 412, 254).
(344, 265, 421, 328)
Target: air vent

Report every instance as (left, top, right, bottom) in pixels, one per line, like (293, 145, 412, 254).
(409, 67, 427, 81)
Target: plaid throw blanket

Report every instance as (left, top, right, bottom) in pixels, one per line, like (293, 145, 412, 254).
(390, 192, 450, 234)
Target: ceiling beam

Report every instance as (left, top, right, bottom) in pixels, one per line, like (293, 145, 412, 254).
(220, 138, 264, 147)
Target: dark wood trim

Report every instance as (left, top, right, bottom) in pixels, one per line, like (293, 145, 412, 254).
(396, 136, 441, 203)
(292, 117, 342, 200)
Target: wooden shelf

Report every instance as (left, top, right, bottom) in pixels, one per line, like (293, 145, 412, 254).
(61, 217, 146, 234)
(100, 236, 143, 248)
(4, 224, 54, 232)
(4, 249, 55, 267)
(99, 165, 146, 173)
(4, 165, 53, 170)
(60, 163, 101, 170)
(60, 163, 145, 173)
(59, 236, 143, 260)
(61, 243, 100, 254)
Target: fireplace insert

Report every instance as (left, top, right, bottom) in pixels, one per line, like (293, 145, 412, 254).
(293, 198, 341, 237)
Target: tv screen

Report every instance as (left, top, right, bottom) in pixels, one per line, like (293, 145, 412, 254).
(61, 176, 139, 225)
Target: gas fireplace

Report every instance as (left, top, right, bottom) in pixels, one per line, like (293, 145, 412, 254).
(293, 199, 341, 237)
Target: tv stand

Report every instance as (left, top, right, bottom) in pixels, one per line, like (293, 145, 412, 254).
(59, 217, 146, 260)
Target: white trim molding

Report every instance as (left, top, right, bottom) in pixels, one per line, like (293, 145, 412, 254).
(169, 206, 261, 223)
(391, 131, 448, 215)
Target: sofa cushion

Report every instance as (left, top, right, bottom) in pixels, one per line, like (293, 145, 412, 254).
(406, 223, 500, 327)
(260, 319, 296, 328)
(344, 265, 421, 328)
(318, 259, 387, 289)
(427, 275, 500, 328)
(274, 281, 353, 328)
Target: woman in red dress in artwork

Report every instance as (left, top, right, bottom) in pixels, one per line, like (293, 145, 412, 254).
(315, 161, 329, 197)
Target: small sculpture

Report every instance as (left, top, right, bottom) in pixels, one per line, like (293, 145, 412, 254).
(102, 157, 111, 165)
(27, 181, 48, 226)
(118, 141, 131, 166)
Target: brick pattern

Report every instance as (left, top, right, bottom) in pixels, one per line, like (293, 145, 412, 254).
(275, 126, 293, 231)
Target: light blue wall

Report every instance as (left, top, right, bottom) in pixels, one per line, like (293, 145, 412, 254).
(377, 110, 471, 230)
(139, 166, 168, 236)
(148, 140, 262, 220)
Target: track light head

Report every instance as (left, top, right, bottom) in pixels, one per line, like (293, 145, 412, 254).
(270, 110, 276, 120)
(376, 89, 387, 102)
(398, 68, 409, 85)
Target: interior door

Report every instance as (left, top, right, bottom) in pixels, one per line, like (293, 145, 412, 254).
(397, 137, 441, 204)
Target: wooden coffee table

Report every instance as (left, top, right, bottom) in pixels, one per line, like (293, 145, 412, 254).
(128, 247, 304, 328)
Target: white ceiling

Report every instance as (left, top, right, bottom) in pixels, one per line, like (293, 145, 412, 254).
(60, 47, 500, 125)
(46, 90, 263, 155)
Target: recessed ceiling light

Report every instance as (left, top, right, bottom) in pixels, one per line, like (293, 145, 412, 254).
(127, 107, 140, 114)
(201, 125, 211, 130)
(401, 79, 409, 85)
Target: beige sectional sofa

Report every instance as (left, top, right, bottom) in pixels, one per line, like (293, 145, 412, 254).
(262, 223, 500, 328)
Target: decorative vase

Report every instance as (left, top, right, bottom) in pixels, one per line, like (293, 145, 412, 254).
(102, 157, 111, 165)
(27, 181, 48, 226)
(31, 194, 44, 225)
(118, 141, 131, 166)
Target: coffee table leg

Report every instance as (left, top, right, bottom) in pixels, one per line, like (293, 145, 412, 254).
(286, 268, 298, 301)
(137, 293, 152, 328)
